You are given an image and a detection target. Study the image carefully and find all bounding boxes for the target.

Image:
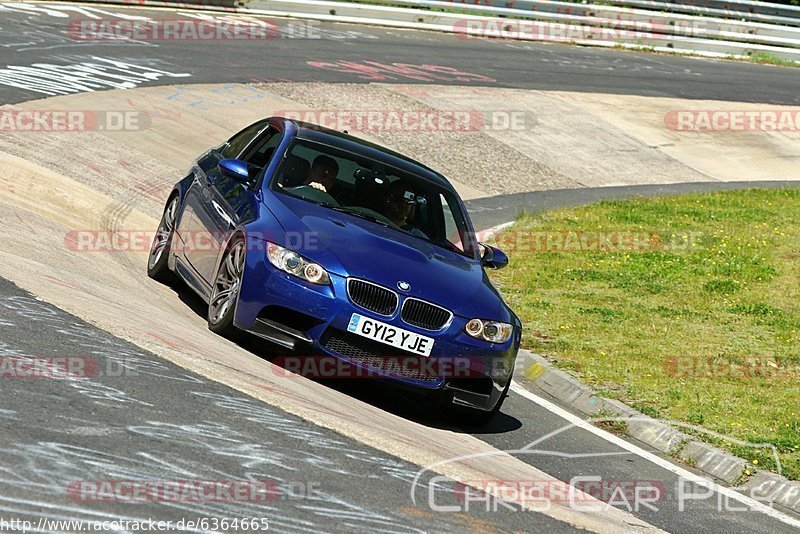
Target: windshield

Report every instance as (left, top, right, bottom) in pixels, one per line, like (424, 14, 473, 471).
(271, 138, 479, 259)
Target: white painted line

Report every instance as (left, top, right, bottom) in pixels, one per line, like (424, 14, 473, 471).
(510, 381, 800, 529)
(476, 220, 514, 242)
(483, 218, 799, 525)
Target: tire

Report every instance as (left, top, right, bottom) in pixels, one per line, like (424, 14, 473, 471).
(207, 235, 246, 340)
(147, 195, 179, 283)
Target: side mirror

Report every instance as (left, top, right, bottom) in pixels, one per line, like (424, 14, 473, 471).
(480, 243, 509, 270)
(219, 158, 252, 184)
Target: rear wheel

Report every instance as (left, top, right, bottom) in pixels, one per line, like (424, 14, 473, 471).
(208, 236, 246, 340)
(147, 195, 179, 283)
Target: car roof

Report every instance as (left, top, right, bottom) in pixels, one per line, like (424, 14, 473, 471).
(276, 117, 455, 191)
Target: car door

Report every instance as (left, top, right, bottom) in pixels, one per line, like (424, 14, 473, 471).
(190, 124, 282, 284)
(179, 120, 268, 284)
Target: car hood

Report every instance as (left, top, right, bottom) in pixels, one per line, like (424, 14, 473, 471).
(261, 193, 503, 319)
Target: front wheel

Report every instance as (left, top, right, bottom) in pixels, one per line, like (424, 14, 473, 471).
(147, 195, 179, 283)
(208, 236, 246, 340)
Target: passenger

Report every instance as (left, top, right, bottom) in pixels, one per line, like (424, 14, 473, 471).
(384, 180, 428, 239)
(280, 155, 311, 187)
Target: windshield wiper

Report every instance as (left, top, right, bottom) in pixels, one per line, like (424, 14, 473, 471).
(329, 206, 471, 256)
(430, 239, 458, 252)
(329, 206, 393, 228)
(425, 238, 475, 259)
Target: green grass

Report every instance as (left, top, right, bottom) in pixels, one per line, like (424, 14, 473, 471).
(748, 53, 800, 68)
(614, 47, 800, 69)
(490, 189, 800, 480)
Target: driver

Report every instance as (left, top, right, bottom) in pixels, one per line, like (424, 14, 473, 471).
(305, 155, 339, 194)
(384, 180, 428, 239)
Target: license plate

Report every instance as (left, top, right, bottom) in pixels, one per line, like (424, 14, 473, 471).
(346, 313, 434, 357)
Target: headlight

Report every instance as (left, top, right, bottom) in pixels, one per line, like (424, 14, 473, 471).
(464, 318, 513, 343)
(266, 242, 330, 285)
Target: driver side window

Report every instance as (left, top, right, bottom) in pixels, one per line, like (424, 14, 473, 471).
(241, 126, 281, 169)
(220, 120, 267, 159)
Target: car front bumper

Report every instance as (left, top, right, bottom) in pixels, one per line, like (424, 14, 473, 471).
(235, 257, 518, 412)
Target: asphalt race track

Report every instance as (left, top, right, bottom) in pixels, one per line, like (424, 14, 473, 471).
(465, 181, 800, 230)
(0, 3, 799, 533)
(0, 3, 798, 105)
(0, 276, 567, 533)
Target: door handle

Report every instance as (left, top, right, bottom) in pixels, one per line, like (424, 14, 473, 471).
(211, 200, 235, 228)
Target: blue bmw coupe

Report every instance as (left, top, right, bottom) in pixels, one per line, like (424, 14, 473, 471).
(148, 117, 521, 423)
